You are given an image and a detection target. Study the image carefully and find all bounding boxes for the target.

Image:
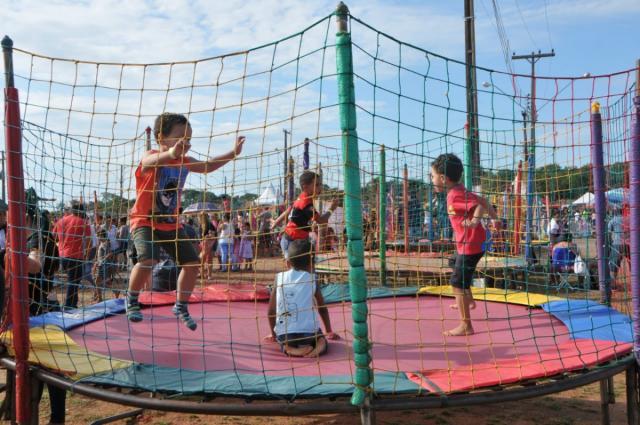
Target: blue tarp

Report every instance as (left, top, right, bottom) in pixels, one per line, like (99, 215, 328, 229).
(29, 299, 125, 331)
(542, 299, 633, 343)
(80, 365, 421, 398)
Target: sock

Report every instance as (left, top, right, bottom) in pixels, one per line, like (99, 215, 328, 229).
(172, 301, 197, 331)
(126, 291, 143, 322)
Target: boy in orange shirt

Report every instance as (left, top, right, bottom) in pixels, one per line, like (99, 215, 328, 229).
(126, 112, 244, 330)
(430, 154, 499, 336)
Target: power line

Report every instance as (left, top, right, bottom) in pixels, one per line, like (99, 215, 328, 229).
(514, 0, 538, 50)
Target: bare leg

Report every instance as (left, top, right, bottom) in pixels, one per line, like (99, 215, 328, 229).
(444, 288, 474, 336)
(126, 259, 156, 322)
(450, 289, 476, 310)
(128, 259, 155, 293)
(176, 263, 199, 303)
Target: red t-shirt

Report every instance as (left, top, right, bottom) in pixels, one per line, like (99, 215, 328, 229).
(447, 184, 486, 255)
(53, 214, 90, 259)
(284, 192, 318, 240)
(129, 151, 190, 232)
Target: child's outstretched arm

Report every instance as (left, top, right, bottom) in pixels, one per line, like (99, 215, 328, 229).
(141, 138, 191, 170)
(314, 286, 340, 340)
(272, 206, 292, 228)
(187, 136, 245, 174)
(315, 198, 339, 225)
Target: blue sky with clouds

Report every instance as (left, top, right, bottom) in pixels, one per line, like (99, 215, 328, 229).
(1, 0, 638, 202)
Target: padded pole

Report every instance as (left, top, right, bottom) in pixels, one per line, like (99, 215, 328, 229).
(631, 92, 640, 365)
(463, 122, 473, 190)
(403, 164, 409, 255)
(379, 146, 387, 286)
(3, 35, 30, 424)
(303, 137, 310, 170)
(513, 161, 523, 256)
(335, 2, 372, 408)
(590, 102, 611, 304)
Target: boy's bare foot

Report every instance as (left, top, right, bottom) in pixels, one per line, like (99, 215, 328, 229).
(443, 324, 474, 336)
(284, 345, 314, 357)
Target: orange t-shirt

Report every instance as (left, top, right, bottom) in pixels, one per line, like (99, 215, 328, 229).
(129, 151, 190, 231)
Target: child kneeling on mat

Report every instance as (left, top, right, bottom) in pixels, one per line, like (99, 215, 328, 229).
(264, 239, 340, 357)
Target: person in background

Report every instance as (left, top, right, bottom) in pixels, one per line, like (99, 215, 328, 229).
(53, 200, 91, 309)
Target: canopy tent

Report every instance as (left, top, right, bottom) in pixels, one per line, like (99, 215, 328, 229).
(183, 202, 219, 214)
(572, 192, 595, 206)
(606, 188, 627, 204)
(254, 184, 283, 206)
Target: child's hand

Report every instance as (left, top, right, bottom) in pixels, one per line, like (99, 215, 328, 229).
(171, 138, 191, 158)
(234, 136, 245, 156)
(325, 331, 341, 340)
(263, 334, 276, 343)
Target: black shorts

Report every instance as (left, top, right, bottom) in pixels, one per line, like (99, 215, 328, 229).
(449, 252, 485, 289)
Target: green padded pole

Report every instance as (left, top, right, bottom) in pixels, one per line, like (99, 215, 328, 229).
(335, 2, 372, 408)
(464, 123, 473, 190)
(379, 146, 387, 287)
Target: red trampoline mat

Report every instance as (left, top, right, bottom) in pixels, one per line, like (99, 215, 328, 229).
(69, 297, 628, 391)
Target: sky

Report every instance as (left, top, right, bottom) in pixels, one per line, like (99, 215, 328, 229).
(1, 0, 638, 204)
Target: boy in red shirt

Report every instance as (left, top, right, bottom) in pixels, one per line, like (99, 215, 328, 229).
(126, 112, 244, 330)
(430, 154, 499, 336)
(273, 171, 339, 259)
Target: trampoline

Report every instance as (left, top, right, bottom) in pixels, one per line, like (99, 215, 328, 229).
(11, 283, 632, 399)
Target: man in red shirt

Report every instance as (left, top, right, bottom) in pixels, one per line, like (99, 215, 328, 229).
(431, 154, 499, 336)
(53, 200, 91, 308)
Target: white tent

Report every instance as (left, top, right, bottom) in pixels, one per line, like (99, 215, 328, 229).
(254, 184, 283, 206)
(572, 192, 595, 206)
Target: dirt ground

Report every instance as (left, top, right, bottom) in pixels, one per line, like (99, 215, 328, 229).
(27, 372, 629, 424)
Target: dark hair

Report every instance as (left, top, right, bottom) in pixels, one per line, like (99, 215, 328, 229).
(153, 113, 189, 141)
(287, 239, 313, 270)
(299, 171, 319, 189)
(432, 153, 463, 183)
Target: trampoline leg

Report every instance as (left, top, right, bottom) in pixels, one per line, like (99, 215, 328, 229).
(89, 408, 144, 425)
(626, 364, 640, 425)
(0, 369, 14, 421)
(600, 377, 614, 425)
(28, 373, 40, 425)
(359, 397, 376, 425)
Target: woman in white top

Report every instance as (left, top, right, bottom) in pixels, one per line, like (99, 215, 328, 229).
(217, 215, 234, 272)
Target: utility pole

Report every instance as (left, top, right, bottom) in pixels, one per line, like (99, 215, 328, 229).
(464, 0, 480, 190)
(512, 49, 555, 264)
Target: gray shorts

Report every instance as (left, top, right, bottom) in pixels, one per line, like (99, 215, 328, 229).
(132, 226, 199, 266)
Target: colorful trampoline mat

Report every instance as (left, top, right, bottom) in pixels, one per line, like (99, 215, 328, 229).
(3, 284, 633, 398)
